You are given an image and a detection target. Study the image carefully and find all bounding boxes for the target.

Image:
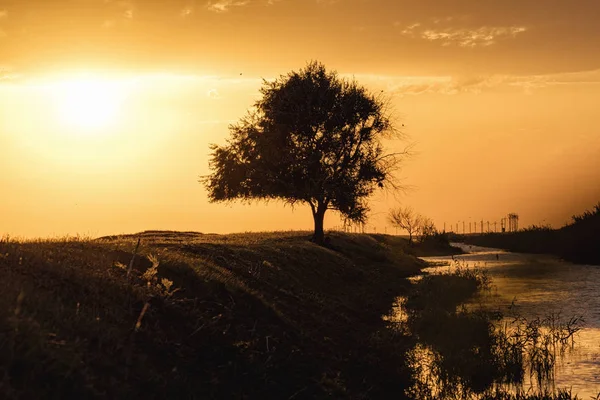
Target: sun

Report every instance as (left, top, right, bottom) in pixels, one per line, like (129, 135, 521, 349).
(53, 77, 127, 131)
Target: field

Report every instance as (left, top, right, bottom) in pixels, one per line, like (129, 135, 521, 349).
(0, 230, 429, 399)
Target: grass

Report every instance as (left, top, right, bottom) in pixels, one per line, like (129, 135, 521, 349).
(2, 231, 587, 399)
(0, 230, 427, 399)
(370, 232, 465, 258)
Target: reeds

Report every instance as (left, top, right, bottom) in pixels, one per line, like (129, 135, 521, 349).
(401, 264, 585, 400)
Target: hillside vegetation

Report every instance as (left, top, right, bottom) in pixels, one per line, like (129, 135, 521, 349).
(377, 232, 464, 258)
(0, 231, 426, 399)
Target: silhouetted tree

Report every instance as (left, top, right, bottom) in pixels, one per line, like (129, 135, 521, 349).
(418, 217, 437, 243)
(202, 62, 406, 245)
(388, 206, 423, 244)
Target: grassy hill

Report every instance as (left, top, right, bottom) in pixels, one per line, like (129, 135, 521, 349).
(0, 231, 430, 399)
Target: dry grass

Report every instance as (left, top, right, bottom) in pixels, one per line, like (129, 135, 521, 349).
(1, 231, 425, 399)
(369, 233, 464, 258)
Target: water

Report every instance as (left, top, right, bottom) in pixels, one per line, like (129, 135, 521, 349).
(421, 243, 600, 398)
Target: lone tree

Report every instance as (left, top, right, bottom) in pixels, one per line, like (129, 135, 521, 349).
(202, 62, 406, 245)
(388, 206, 423, 244)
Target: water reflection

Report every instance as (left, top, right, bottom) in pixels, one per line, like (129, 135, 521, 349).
(418, 244, 600, 398)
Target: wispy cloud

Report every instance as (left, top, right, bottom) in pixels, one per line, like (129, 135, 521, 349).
(398, 22, 420, 33)
(207, 88, 221, 98)
(390, 75, 547, 96)
(181, 6, 194, 17)
(400, 23, 527, 47)
(206, 0, 288, 12)
(351, 69, 600, 97)
(207, 0, 250, 12)
(109, 0, 135, 18)
(101, 0, 135, 27)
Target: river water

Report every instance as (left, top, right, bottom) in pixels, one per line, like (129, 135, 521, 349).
(420, 243, 600, 398)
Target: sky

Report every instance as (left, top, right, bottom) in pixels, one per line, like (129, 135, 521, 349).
(1, 0, 600, 237)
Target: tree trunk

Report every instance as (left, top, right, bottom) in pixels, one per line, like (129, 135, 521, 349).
(312, 204, 327, 245)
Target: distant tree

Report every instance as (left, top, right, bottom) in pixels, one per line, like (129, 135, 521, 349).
(388, 206, 423, 244)
(202, 62, 407, 245)
(418, 217, 437, 243)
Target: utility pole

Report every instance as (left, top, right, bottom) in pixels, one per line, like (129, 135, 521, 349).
(463, 221, 465, 234)
(487, 221, 490, 233)
(481, 220, 484, 234)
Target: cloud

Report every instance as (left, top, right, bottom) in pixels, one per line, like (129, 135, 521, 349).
(106, 0, 135, 17)
(0, 0, 597, 77)
(206, 0, 286, 12)
(207, 88, 221, 98)
(100, 0, 135, 27)
(181, 6, 194, 17)
(400, 23, 527, 47)
(397, 22, 420, 33)
(542, 69, 600, 85)
(207, 0, 250, 12)
(351, 69, 600, 97)
(388, 75, 546, 96)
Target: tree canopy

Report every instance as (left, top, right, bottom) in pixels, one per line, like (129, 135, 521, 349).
(202, 61, 406, 244)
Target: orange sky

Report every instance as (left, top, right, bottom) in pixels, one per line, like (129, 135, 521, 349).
(1, 0, 600, 237)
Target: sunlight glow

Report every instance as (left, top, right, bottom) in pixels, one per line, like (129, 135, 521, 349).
(52, 77, 128, 131)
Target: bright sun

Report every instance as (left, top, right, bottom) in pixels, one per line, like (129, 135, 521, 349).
(53, 78, 127, 131)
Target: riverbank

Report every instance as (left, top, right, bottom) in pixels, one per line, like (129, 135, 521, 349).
(1, 231, 431, 399)
(370, 232, 465, 257)
(455, 203, 600, 265)
(401, 260, 589, 400)
(457, 228, 599, 265)
(419, 247, 600, 399)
